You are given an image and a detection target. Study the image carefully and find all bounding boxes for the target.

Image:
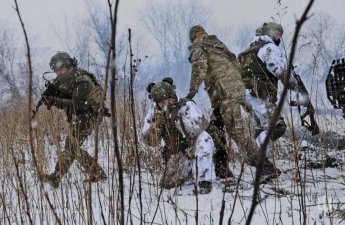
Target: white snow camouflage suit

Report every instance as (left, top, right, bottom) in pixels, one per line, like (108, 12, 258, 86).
(239, 35, 300, 153)
(142, 101, 216, 189)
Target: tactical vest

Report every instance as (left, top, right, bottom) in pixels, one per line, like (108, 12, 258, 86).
(199, 35, 237, 64)
(54, 68, 103, 117)
(195, 35, 244, 102)
(73, 69, 103, 107)
(238, 41, 278, 103)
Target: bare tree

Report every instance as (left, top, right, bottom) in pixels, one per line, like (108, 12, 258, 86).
(139, 0, 211, 92)
(0, 24, 26, 105)
(232, 24, 258, 54)
(297, 11, 345, 82)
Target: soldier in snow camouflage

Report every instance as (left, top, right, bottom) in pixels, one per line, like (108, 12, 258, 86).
(42, 51, 107, 188)
(238, 22, 309, 181)
(185, 25, 259, 177)
(142, 77, 216, 194)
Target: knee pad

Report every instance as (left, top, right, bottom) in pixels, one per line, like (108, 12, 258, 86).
(270, 117, 286, 141)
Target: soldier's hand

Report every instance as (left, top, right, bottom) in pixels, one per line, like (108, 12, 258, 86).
(175, 97, 190, 109)
(184, 146, 195, 160)
(296, 91, 310, 106)
(42, 95, 55, 107)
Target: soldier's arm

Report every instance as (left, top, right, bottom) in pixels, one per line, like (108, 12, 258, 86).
(72, 74, 95, 113)
(259, 43, 298, 90)
(186, 47, 208, 99)
(45, 97, 73, 110)
(178, 101, 207, 138)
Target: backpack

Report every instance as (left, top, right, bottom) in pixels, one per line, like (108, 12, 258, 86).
(238, 41, 278, 102)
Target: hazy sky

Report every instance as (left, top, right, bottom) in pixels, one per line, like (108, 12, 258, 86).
(2, 0, 345, 57)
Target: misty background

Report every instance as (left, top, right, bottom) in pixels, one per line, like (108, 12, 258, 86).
(1, 0, 345, 108)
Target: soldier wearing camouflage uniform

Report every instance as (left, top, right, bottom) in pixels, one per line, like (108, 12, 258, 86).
(142, 78, 215, 194)
(42, 52, 107, 188)
(185, 25, 258, 177)
(238, 22, 308, 180)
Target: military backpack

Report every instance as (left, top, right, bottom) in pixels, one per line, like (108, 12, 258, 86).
(238, 40, 278, 103)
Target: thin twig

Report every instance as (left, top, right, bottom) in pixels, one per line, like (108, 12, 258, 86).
(128, 28, 144, 224)
(108, 0, 125, 224)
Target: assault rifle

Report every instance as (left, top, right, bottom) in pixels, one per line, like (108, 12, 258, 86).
(32, 72, 111, 119)
(31, 72, 60, 119)
(289, 71, 319, 135)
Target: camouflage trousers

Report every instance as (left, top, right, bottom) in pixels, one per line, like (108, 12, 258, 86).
(160, 132, 216, 189)
(244, 89, 287, 154)
(209, 92, 259, 166)
(53, 114, 106, 180)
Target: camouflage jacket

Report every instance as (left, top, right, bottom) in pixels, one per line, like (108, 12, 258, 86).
(250, 35, 298, 90)
(238, 35, 299, 102)
(49, 68, 103, 117)
(142, 101, 208, 161)
(187, 35, 245, 104)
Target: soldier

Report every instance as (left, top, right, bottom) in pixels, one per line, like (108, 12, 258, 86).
(142, 77, 215, 194)
(238, 22, 309, 180)
(42, 51, 107, 188)
(184, 25, 261, 179)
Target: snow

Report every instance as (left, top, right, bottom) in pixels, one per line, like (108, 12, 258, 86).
(1, 129, 345, 225)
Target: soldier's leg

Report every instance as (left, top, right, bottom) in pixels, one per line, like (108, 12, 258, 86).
(44, 137, 76, 188)
(192, 132, 216, 185)
(206, 106, 233, 178)
(238, 94, 282, 181)
(246, 94, 286, 150)
(74, 114, 107, 181)
(219, 98, 258, 166)
(159, 153, 188, 189)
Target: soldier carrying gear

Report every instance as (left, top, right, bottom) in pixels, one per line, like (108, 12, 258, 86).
(238, 22, 311, 183)
(184, 25, 258, 180)
(142, 77, 215, 194)
(41, 51, 107, 188)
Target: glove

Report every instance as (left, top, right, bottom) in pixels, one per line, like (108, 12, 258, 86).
(296, 91, 310, 106)
(42, 95, 55, 108)
(184, 146, 195, 160)
(175, 97, 190, 109)
(42, 95, 73, 110)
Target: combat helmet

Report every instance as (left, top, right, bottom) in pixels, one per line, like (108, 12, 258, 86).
(49, 51, 77, 71)
(189, 25, 206, 42)
(257, 22, 284, 45)
(147, 77, 176, 103)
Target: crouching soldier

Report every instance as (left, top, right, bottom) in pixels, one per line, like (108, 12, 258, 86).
(42, 51, 107, 188)
(142, 77, 216, 194)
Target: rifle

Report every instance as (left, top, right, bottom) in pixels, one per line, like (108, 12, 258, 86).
(289, 71, 319, 135)
(31, 72, 60, 119)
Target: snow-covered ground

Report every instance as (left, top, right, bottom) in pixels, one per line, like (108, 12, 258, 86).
(1, 103, 345, 225)
(1, 133, 344, 225)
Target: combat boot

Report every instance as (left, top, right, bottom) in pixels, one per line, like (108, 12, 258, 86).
(194, 181, 212, 194)
(215, 160, 234, 179)
(213, 149, 234, 179)
(43, 173, 60, 189)
(259, 158, 281, 184)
